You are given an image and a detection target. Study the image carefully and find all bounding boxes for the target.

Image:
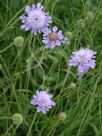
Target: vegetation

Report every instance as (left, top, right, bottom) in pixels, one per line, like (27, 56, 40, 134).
(0, 0, 102, 135)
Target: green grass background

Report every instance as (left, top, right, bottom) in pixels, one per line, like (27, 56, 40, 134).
(0, 0, 102, 135)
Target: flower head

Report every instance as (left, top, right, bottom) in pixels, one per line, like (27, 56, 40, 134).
(69, 48, 96, 77)
(12, 113, 23, 125)
(20, 3, 52, 35)
(14, 36, 24, 47)
(65, 31, 73, 40)
(42, 26, 69, 48)
(59, 112, 67, 121)
(31, 90, 55, 113)
(76, 19, 86, 29)
(69, 82, 76, 89)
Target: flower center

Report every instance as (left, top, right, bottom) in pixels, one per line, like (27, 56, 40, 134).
(26, 10, 45, 29)
(38, 96, 50, 106)
(49, 32, 58, 41)
(78, 55, 88, 64)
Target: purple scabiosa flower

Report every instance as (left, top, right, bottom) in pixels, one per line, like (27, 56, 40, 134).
(69, 48, 96, 78)
(31, 90, 56, 114)
(42, 26, 69, 48)
(20, 3, 52, 35)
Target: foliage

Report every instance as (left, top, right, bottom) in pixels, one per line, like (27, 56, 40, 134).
(0, 0, 102, 135)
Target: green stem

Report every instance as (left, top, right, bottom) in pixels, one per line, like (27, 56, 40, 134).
(27, 112, 37, 136)
(0, 43, 13, 54)
(11, 84, 22, 113)
(5, 124, 14, 136)
(48, 120, 59, 136)
(12, 124, 19, 136)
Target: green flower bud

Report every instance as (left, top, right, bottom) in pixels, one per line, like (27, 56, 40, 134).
(12, 113, 23, 125)
(87, 45, 91, 48)
(86, 11, 94, 23)
(65, 32, 73, 40)
(14, 36, 24, 47)
(70, 82, 76, 89)
(59, 112, 67, 121)
(76, 19, 86, 29)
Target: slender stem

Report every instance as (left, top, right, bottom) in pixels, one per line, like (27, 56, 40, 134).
(1, 1, 32, 36)
(0, 43, 13, 54)
(5, 124, 14, 136)
(12, 124, 19, 136)
(11, 83, 22, 113)
(48, 120, 59, 136)
(27, 112, 37, 136)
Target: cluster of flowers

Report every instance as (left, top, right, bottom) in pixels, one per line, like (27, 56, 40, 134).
(20, 3, 97, 114)
(20, 3, 68, 48)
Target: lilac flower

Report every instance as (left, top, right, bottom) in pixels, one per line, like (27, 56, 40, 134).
(31, 90, 56, 114)
(69, 48, 96, 78)
(20, 3, 52, 35)
(42, 26, 69, 48)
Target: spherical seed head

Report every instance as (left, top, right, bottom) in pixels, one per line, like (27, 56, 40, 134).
(12, 113, 23, 125)
(14, 36, 24, 47)
(31, 90, 56, 114)
(77, 19, 86, 29)
(20, 3, 52, 35)
(59, 112, 67, 121)
(42, 26, 69, 48)
(69, 48, 96, 78)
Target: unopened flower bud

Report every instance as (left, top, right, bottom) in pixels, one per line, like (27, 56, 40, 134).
(65, 32, 73, 40)
(86, 11, 94, 23)
(14, 36, 24, 47)
(87, 45, 91, 48)
(77, 19, 86, 29)
(12, 113, 23, 125)
(59, 112, 67, 121)
(70, 82, 76, 89)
